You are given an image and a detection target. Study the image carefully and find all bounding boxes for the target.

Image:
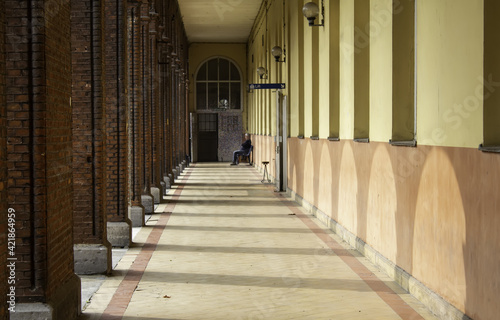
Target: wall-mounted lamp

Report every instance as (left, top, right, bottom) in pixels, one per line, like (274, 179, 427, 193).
(256, 66, 268, 79)
(302, 1, 324, 27)
(272, 46, 286, 63)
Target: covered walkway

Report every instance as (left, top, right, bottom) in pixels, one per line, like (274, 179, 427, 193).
(80, 163, 437, 320)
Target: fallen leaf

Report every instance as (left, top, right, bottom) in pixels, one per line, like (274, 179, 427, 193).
(163, 295, 171, 298)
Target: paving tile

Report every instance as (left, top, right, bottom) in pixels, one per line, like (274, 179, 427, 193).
(80, 163, 439, 320)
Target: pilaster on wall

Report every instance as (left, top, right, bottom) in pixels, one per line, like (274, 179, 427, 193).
(71, 0, 112, 274)
(353, 0, 370, 140)
(484, 0, 500, 147)
(6, 0, 80, 318)
(392, 0, 415, 143)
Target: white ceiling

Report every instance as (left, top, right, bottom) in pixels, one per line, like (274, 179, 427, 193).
(178, 0, 264, 43)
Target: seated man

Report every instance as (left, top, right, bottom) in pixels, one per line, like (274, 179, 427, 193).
(231, 133, 252, 165)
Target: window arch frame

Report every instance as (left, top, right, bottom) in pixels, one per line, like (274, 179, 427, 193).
(195, 56, 243, 111)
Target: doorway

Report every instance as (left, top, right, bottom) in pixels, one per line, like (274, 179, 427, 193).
(197, 113, 218, 162)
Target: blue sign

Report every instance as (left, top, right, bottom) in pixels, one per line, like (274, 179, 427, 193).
(248, 83, 286, 90)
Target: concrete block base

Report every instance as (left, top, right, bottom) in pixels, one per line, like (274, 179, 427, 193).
(128, 205, 144, 227)
(151, 187, 161, 204)
(107, 221, 131, 247)
(10, 303, 52, 320)
(167, 174, 174, 186)
(160, 181, 167, 196)
(141, 194, 154, 214)
(172, 168, 178, 180)
(11, 274, 81, 320)
(163, 175, 171, 188)
(74, 244, 111, 275)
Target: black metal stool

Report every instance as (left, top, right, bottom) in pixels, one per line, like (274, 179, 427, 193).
(261, 161, 270, 183)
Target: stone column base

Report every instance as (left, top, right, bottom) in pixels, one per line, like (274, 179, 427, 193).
(107, 221, 131, 247)
(164, 175, 171, 188)
(151, 186, 161, 204)
(10, 274, 81, 320)
(74, 244, 111, 275)
(141, 194, 154, 214)
(128, 205, 145, 227)
(160, 181, 166, 196)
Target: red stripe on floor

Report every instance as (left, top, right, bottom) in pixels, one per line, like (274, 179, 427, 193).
(100, 168, 192, 320)
(275, 192, 424, 320)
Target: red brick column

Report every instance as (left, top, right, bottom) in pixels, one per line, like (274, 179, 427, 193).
(160, 38, 173, 189)
(164, 45, 174, 185)
(126, 1, 147, 229)
(149, 12, 165, 203)
(71, 0, 112, 273)
(153, 1, 189, 189)
(182, 38, 190, 165)
(104, 0, 133, 246)
(0, 1, 8, 317)
(156, 26, 168, 193)
(171, 52, 180, 178)
(5, 0, 80, 318)
(139, 2, 154, 214)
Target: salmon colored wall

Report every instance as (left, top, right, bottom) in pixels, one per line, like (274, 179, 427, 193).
(287, 137, 500, 320)
(252, 135, 276, 180)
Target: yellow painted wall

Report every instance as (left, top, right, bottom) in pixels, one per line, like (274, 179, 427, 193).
(318, 0, 331, 138)
(416, 0, 483, 148)
(248, 0, 486, 148)
(188, 43, 247, 113)
(369, 0, 392, 142)
(288, 0, 304, 137)
(339, 0, 355, 140)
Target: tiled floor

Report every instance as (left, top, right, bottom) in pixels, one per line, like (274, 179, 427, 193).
(79, 163, 438, 320)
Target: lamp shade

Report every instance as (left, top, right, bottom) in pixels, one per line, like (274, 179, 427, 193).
(302, 2, 320, 19)
(271, 46, 282, 58)
(256, 67, 266, 76)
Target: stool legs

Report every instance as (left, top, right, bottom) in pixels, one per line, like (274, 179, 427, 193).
(261, 162, 270, 183)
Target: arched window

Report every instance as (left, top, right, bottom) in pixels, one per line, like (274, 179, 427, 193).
(196, 57, 241, 110)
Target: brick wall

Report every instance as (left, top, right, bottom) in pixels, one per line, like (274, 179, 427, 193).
(149, 14, 162, 192)
(43, 0, 75, 300)
(5, 0, 77, 309)
(0, 0, 8, 317)
(6, 0, 47, 302)
(0, 0, 189, 316)
(71, 0, 107, 244)
(154, 0, 188, 183)
(127, 2, 144, 206)
(169, 10, 189, 168)
(104, 0, 128, 223)
(140, 3, 153, 199)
